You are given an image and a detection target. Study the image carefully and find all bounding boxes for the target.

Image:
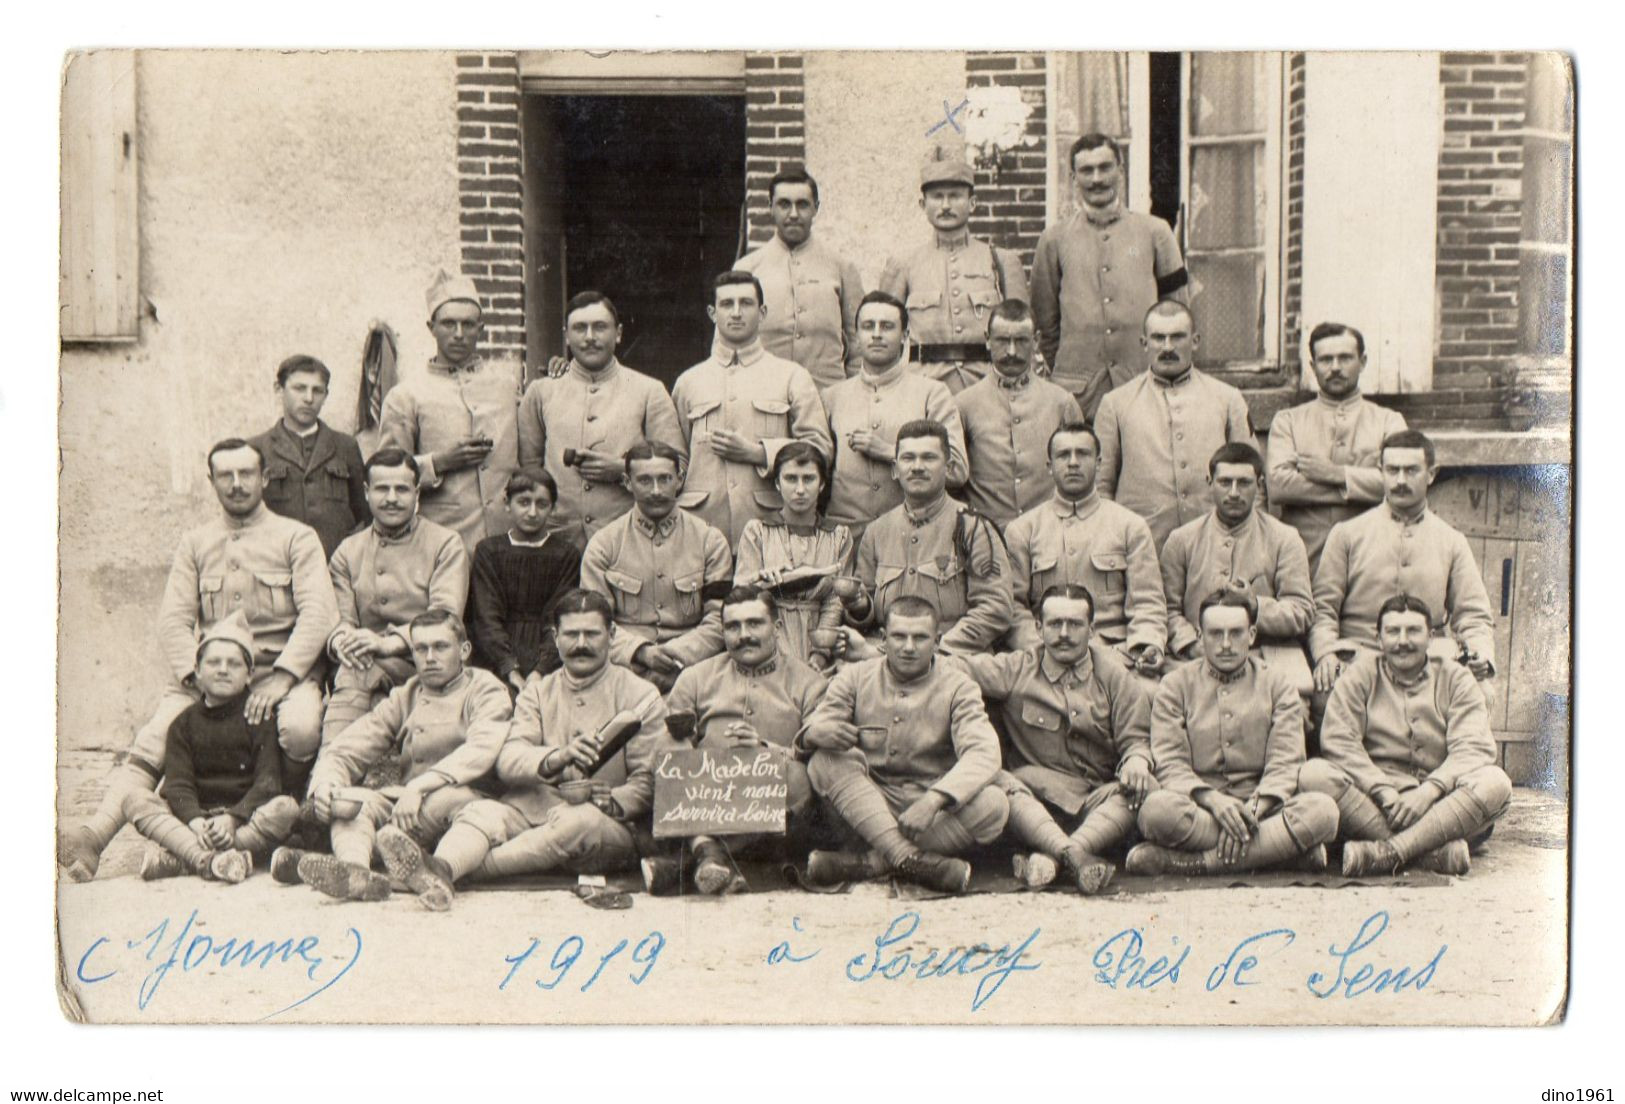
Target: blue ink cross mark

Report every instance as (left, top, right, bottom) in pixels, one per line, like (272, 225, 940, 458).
(927, 98, 971, 137)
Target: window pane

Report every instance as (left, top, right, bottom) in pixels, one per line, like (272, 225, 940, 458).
(1188, 141, 1264, 249)
(1189, 52, 1266, 136)
(1189, 253, 1265, 363)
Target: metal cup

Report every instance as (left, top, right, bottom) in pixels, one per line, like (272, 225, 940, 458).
(666, 712, 699, 745)
(562, 447, 580, 467)
(831, 575, 863, 601)
(809, 628, 843, 653)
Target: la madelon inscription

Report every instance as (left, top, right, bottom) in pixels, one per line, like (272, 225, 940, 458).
(653, 747, 788, 837)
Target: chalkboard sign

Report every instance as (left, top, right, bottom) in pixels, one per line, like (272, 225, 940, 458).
(651, 746, 788, 838)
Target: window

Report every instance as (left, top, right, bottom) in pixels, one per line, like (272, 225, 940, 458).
(1050, 51, 1285, 373)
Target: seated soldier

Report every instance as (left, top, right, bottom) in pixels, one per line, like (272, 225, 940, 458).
(376, 590, 665, 910)
(840, 419, 1012, 656)
(1004, 422, 1165, 677)
(802, 596, 1009, 894)
(644, 585, 829, 895)
(1311, 429, 1495, 696)
(278, 609, 511, 901)
(579, 440, 733, 693)
(1161, 443, 1313, 694)
(1128, 590, 1339, 875)
(126, 612, 300, 883)
(1300, 594, 1513, 876)
(321, 448, 471, 746)
(59, 438, 334, 882)
(952, 585, 1153, 895)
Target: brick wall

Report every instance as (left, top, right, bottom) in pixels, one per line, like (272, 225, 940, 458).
(965, 51, 1047, 271)
(455, 53, 526, 361)
(1435, 52, 1528, 390)
(744, 53, 806, 249)
(1282, 53, 1306, 376)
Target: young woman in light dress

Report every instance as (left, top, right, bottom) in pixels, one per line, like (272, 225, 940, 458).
(733, 441, 855, 670)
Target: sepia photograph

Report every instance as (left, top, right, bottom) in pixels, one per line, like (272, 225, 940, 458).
(45, 27, 1583, 1059)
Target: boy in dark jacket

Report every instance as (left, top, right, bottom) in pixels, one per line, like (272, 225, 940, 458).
(125, 612, 300, 881)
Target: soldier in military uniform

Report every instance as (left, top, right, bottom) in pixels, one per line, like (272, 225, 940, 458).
(879, 157, 1029, 395)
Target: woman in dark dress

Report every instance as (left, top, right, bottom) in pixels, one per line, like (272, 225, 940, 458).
(467, 467, 581, 692)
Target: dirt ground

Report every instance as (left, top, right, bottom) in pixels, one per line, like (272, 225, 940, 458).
(55, 762, 1569, 1026)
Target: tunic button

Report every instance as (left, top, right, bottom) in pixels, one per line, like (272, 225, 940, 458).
(952, 289, 961, 297)
(1103, 297, 1112, 304)
(953, 307, 961, 315)
(1101, 265, 1111, 273)
(1105, 327, 1114, 335)
(585, 516, 594, 524)
(910, 536, 918, 543)
(908, 567, 917, 575)
(587, 415, 597, 422)
(1014, 416, 1021, 424)
(230, 561, 239, 570)
(955, 326, 964, 333)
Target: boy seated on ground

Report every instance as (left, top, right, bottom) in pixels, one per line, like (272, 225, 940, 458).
(123, 612, 300, 884)
(275, 608, 511, 901)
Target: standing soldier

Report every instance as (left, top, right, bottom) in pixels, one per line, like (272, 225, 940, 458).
(1030, 134, 1188, 417)
(1095, 301, 1256, 552)
(672, 270, 832, 548)
(735, 168, 865, 393)
(517, 290, 685, 545)
(954, 299, 1085, 528)
(879, 156, 1029, 394)
(1268, 322, 1408, 575)
(823, 291, 967, 535)
(380, 268, 520, 555)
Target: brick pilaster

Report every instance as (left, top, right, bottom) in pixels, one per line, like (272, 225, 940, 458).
(455, 52, 526, 360)
(1282, 53, 1306, 374)
(964, 51, 1047, 272)
(744, 53, 806, 249)
(1435, 52, 1528, 389)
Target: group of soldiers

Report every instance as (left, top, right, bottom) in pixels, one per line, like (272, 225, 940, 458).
(58, 136, 1512, 905)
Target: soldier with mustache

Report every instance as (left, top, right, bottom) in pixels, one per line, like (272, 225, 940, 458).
(1301, 594, 1511, 877)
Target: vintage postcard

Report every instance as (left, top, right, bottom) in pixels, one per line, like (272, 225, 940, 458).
(55, 47, 1572, 1029)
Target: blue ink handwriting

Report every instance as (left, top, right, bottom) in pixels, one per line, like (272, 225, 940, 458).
(1306, 911, 1446, 998)
(766, 917, 820, 965)
(1206, 928, 1296, 991)
(500, 931, 665, 993)
(844, 910, 1041, 1012)
(75, 910, 361, 1019)
(1091, 928, 1190, 990)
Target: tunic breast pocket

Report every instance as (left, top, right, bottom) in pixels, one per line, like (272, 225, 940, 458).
(873, 563, 906, 604)
(254, 571, 296, 619)
(198, 576, 227, 622)
(673, 571, 704, 622)
(915, 557, 967, 618)
(685, 398, 722, 439)
(262, 463, 294, 506)
(967, 286, 1000, 320)
(322, 462, 352, 503)
(1020, 701, 1065, 738)
(1027, 553, 1059, 609)
(1089, 552, 1128, 596)
(603, 569, 649, 621)
(750, 397, 791, 439)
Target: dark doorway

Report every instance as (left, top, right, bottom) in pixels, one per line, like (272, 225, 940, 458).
(1147, 52, 1184, 234)
(522, 94, 748, 389)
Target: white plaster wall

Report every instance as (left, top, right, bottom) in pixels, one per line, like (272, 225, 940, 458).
(802, 50, 967, 288)
(59, 50, 462, 750)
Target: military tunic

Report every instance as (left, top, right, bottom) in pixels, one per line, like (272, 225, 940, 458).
(379, 356, 522, 554)
(1030, 206, 1184, 402)
(516, 358, 685, 543)
(823, 361, 967, 529)
(1094, 368, 1257, 551)
(1310, 505, 1495, 664)
(735, 235, 864, 392)
(854, 493, 1013, 655)
(1160, 510, 1313, 691)
(879, 231, 1028, 393)
(1150, 657, 1303, 803)
(579, 508, 733, 670)
(954, 371, 1085, 528)
(1267, 393, 1407, 573)
(251, 419, 370, 560)
(671, 338, 832, 548)
(953, 643, 1151, 815)
(1003, 493, 1165, 653)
